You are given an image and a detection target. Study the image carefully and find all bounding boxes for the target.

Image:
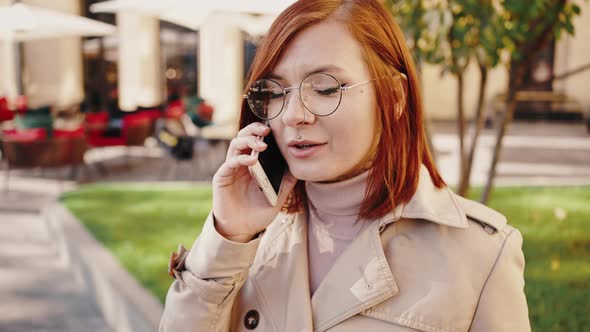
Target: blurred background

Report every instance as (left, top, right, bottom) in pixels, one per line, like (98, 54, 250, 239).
(0, 0, 589, 331)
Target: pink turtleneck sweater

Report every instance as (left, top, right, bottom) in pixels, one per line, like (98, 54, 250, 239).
(305, 171, 372, 295)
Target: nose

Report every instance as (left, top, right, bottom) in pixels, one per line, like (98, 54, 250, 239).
(281, 89, 315, 127)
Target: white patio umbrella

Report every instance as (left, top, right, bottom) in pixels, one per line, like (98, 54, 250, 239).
(90, 0, 296, 34)
(90, 0, 295, 126)
(0, 3, 116, 41)
(0, 3, 116, 95)
(91, 0, 296, 16)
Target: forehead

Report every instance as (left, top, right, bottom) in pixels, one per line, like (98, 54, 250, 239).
(270, 19, 367, 79)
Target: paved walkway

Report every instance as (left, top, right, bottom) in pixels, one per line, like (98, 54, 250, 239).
(0, 120, 588, 332)
(0, 199, 112, 331)
(433, 121, 590, 186)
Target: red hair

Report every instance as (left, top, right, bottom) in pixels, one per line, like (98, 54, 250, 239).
(239, 0, 445, 219)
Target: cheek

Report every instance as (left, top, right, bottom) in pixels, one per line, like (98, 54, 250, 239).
(332, 122, 375, 159)
(330, 103, 378, 154)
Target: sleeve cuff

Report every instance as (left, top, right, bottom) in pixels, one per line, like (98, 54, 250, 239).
(184, 212, 261, 280)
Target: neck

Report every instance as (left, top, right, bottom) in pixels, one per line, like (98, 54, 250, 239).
(320, 159, 373, 184)
(306, 169, 371, 217)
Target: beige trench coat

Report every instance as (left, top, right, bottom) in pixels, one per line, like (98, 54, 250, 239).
(160, 167, 530, 332)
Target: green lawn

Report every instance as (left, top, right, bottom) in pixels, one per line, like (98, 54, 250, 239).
(61, 185, 590, 331)
(60, 184, 212, 304)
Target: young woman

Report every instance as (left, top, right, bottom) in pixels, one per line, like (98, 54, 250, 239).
(160, 1, 530, 331)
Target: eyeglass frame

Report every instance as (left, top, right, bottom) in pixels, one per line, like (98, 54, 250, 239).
(243, 72, 380, 120)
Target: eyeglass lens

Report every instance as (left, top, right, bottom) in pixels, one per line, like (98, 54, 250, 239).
(246, 73, 343, 120)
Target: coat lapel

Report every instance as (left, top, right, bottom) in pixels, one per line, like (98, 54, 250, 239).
(308, 165, 468, 331)
(249, 165, 468, 332)
(249, 212, 314, 332)
(310, 216, 399, 332)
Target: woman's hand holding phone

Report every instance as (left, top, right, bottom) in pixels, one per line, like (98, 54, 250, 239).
(211, 122, 297, 243)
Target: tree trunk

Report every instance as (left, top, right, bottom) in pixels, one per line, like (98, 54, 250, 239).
(456, 72, 466, 185)
(480, 0, 566, 204)
(416, 61, 438, 164)
(539, 60, 590, 84)
(458, 63, 488, 197)
(480, 64, 524, 204)
(424, 117, 437, 163)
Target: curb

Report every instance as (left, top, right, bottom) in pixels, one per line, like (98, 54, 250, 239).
(43, 203, 164, 332)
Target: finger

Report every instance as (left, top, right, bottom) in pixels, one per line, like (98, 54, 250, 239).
(237, 122, 270, 138)
(216, 154, 258, 179)
(227, 135, 268, 158)
(276, 169, 298, 205)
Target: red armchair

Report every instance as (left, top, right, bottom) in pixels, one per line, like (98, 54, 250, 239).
(0, 97, 14, 123)
(137, 108, 162, 136)
(198, 102, 214, 122)
(85, 111, 151, 147)
(164, 100, 185, 119)
(1, 127, 87, 190)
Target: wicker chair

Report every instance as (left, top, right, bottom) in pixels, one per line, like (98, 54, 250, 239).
(1, 128, 87, 191)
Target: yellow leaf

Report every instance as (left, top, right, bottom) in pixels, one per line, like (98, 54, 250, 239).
(550, 258, 560, 271)
(554, 207, 567, 221)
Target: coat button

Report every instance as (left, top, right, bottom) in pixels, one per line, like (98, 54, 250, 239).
(244, 309, 260, 330)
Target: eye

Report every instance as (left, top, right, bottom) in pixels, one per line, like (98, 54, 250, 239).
(315, 84, 346, 96)
(316, 87, 339, 95)
(270, 92, 284, 100)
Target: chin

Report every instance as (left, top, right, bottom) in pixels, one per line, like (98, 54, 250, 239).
(288, 163, 339, 182)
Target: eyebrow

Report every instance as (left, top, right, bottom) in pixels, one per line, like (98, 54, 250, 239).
(266, 65, 345, 80)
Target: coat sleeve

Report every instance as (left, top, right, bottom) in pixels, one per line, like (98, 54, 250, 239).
(159, 213, 261, 332)
(470, 227, 531, 331)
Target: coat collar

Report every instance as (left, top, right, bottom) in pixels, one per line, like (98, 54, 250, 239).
(251, 165, 468, 331)
(383, 165, 469, 229)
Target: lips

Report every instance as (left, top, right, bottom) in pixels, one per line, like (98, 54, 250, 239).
(287, 139, 327, 158)
(287, 140, 325, 149)
(293, 143, 320, 149)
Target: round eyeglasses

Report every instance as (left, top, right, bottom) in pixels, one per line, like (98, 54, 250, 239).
(243, 72, 377, 120)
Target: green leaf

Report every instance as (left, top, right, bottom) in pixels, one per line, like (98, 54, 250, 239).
(564, 21, 575, 35)
(572, 4, 581, 15)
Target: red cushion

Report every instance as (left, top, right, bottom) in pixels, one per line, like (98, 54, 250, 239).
(0, 97, 7, 111)
(0, 97, 13, 121)
(140, 109, 162, 120)
(87, 135, 125, 147)
(54, 127, 85, 138)
(165, 100, 185, 119)
(0, 108, 14, 122)
(123, 113, 151, 127)
(14, 95, 27, 113)
(198, 103, 214, 121)
(85, 111, 109, 137)
(85, 111, 109, 124)
(2, 128, 47, 142)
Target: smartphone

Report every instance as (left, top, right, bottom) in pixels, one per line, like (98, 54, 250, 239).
(248, 129, 287, 206)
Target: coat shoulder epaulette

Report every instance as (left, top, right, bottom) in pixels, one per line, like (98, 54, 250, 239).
(454, 194, 507, 234)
